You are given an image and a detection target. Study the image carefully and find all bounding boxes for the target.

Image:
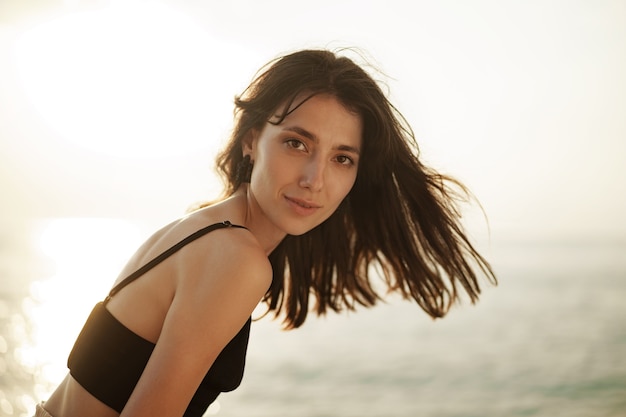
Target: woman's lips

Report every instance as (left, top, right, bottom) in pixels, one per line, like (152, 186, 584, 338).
(284, 196, 321, 215)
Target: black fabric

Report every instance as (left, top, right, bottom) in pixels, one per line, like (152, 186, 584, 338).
(68, 302, 155, 413)
(67, 221, 251, 416)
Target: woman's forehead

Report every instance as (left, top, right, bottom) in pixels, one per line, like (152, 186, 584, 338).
(271, 92, 359, 123)
(268, 94, 363, 149)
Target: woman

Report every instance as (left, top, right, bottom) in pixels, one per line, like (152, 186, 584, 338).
(38, 48, 496, 417)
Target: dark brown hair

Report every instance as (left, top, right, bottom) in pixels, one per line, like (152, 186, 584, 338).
(215, 48, 496, 328)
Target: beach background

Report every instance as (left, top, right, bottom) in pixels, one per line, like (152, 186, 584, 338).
(1, 1, 625, 416)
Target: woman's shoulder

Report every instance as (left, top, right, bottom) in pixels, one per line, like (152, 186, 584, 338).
(169, 211, 272, 287)
(117, 207, 269, 286)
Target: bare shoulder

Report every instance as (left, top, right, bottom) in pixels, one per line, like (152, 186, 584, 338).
(173, 221, 272, 296)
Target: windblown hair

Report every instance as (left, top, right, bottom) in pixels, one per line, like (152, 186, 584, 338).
(215, 48, 496, 328)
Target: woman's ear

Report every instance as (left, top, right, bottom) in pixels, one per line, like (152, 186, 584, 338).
(241, 128, 259, 157)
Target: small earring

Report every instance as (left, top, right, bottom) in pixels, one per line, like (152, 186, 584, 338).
(235, 154, 253, 184)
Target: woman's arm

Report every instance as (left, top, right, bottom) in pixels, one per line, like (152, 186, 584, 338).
(120, 228, 272, 417)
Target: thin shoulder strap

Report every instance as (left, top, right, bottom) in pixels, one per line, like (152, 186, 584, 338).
(104, 220, 246, 303)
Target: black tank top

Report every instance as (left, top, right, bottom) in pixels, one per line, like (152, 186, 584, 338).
(67, 221, 251, 416)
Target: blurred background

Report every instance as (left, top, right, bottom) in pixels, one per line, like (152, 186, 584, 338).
(1, 1, 624, 416)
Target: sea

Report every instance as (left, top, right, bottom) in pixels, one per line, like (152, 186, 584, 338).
(1, 218, 625, 417)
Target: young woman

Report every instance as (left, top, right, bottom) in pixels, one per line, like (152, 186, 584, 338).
(38, 48, 496, 417)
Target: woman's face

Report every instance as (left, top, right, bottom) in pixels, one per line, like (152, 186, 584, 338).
(244, 93, 362, 236)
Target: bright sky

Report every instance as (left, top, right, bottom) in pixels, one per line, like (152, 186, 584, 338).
(1, 0, 625, 243)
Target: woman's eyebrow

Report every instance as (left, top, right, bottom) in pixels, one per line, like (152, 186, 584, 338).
(284, 126, 316, 141)
(283, 126, 361, 155)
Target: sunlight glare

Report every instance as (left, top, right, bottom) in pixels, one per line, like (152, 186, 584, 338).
(14, 0, 240, 158)
(22, 218, 142, 389)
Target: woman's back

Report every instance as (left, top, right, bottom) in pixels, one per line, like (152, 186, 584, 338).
(44, 202, 272, 417)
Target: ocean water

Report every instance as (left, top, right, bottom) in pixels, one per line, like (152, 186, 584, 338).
(1, 219, 625, 417)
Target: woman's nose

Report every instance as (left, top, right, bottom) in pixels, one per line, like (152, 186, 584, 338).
(299, 158, 325, 191)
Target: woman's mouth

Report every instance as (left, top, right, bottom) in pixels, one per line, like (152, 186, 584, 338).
(285, 196, 321, 215)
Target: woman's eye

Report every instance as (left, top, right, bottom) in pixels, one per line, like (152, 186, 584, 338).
(336, 155, 354, 166)
(286, 139, 306, 150)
